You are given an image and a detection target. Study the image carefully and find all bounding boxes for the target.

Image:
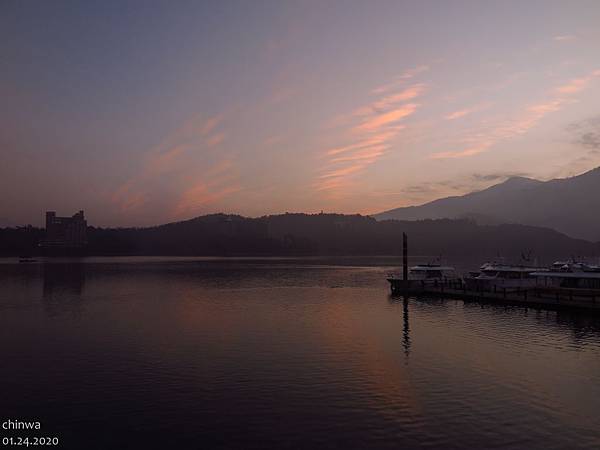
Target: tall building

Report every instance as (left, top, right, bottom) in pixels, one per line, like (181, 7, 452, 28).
(41, 210, 88, 249)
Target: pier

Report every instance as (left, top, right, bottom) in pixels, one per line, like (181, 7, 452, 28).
(388, 278, 600, 311)
(389, 232, 600, 312)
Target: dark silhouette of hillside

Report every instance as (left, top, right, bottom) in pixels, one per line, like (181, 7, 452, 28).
(1, 213, 598, 260)
(374, 166, 600, 241)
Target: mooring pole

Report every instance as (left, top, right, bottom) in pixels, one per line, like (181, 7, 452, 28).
(403, 232, 408, 282)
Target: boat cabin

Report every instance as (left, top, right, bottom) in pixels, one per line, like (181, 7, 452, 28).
(408, 264, 455, 280)
(464, 262, 541, 290)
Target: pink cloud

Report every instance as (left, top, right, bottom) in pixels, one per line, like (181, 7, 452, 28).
(319, 163, 367, 179)
(200, 114, 224, 136)
(431, 70, 600, 160)
(316, 73, 425, 193)
(325, 131, 398, 156)
(371, 65, 429, 94)
(445, 103, 492, 121)
(354, 84, 426, 116)
(429, 144, 490, 160)
(355, 104, 418, 132)
(173, 183, 240, 218)
(555, 70, 600, 95)
(111, 113, 234, 217)
(172, 158, 240, 218)
(206, 133, 226, 147)
(445, 109, 472, 120)
(330, 146, 388, 163)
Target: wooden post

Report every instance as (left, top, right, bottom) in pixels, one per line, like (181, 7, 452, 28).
(402, 232, 408, 282)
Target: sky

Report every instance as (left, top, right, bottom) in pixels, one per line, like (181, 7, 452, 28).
(2, 0, 600, 227)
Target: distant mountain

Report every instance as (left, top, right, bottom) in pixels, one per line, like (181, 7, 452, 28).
(374, 167, 600, 241)
(1, 213, 598, 261)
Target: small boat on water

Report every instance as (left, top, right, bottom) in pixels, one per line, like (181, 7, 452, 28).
(388, 263, 456, 282)
(407, 263, 456, 280)
(464, 262, 542, 291)
(387, 262, 461, 295)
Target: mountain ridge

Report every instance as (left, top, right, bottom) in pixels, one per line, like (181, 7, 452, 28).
(374, 167, 600, 241)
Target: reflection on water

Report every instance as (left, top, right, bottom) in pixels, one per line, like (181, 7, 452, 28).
(0, 258, 599, 449)
(42, 263, 85, 316)
(403, 298, 411, 359)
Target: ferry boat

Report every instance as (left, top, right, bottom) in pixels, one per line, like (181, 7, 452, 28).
(532, 260, 600, 290)
(387, 263, 458, 294)
(388, 263, 456, 282)
(549, 260, 600, 273)
(463, 262, 542, 291)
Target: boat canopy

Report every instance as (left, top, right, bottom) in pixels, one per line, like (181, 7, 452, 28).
(531, 271, 600, 279)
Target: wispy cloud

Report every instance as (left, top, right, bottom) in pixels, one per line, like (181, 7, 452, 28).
(371, 65, 429, 95)
(354, 104, 417, 132)
(355, 84, 425, 116)
(429, 145, 490, 160)
(430, 70, 600, 159)
(444, 103, 491, 121)
(111, 113, 239, 221)
(200, 114, 224, 135)
(173, 159, 241, 218)
(330, 146, 387, 163)
(445, 109, 472, 121)
(555, 70, 600, 94)
(206, 133, 226, 147)
(325, 135, 390, 157)
(316, 77, 425, 193)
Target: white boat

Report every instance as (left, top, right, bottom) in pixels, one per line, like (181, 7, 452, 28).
(464, 262, 542, 291)
(549, 259, 600, 273)
(532, 260, 600, 290)
(531, 270, 600, 290)
(389, 263, 456, 281)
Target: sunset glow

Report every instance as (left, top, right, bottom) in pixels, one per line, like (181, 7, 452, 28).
(2, 1, 600, 226)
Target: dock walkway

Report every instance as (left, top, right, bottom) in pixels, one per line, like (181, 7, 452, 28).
(388, 278, 600, 311)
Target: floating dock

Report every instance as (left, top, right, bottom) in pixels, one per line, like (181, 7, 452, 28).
(388, 278, 600, 312)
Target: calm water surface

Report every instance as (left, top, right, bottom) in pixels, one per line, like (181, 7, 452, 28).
(1, 257, 600, 449)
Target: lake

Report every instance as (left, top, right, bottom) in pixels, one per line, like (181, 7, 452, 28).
(1, 257, 600, 449)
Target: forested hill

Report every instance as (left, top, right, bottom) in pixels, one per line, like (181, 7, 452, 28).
(1, 213, 598, 259)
